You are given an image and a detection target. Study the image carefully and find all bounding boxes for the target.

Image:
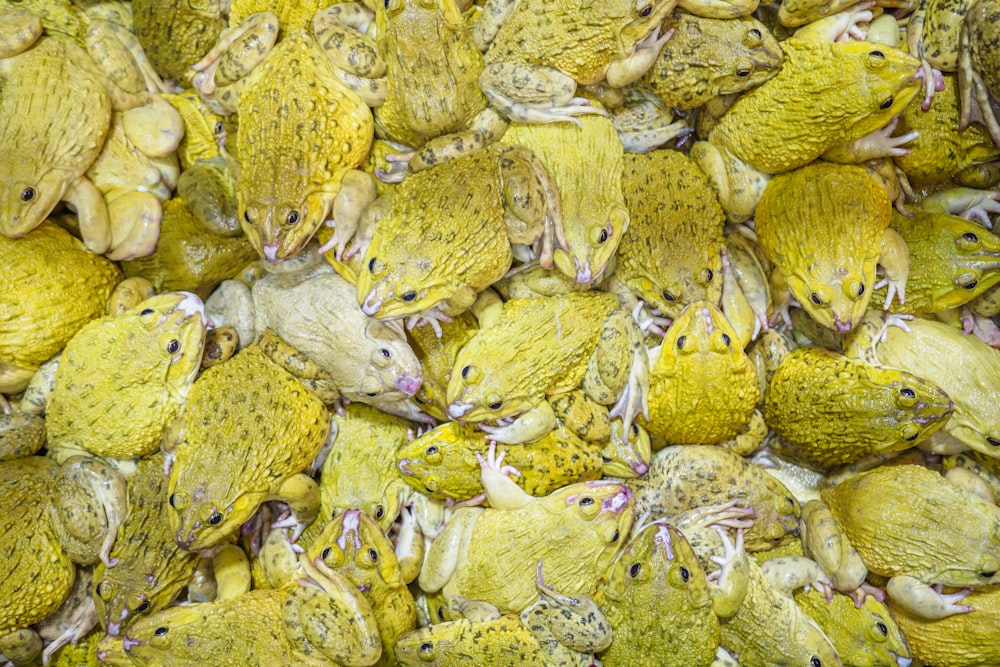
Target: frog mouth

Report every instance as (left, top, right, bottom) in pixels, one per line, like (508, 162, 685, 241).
(448, 402, 474, 419)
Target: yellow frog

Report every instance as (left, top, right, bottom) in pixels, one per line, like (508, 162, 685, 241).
(476, 0, 675, 123)
(446, 292, 648, 445)
(131, 0, 224, 86)
(0, 221, 122, 394)
(44, 293, 207, 461)
(691, 10, 922, 221)
(165, 342, 329, 551)
(960, 0, 1000, 147)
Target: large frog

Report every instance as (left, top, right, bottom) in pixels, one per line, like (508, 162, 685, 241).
(195, 23, 374, 263)
(844, 311, 1000, 456)
(596, 521, 720, 667)
(623, 445, 801, 551)
(643, 11, 782, 110)
(870, 199, 1000, 314)
(612, 150, 724, 322)
(418, 445, 634, 614)
(446, 292, 649, 445)
(764, 346, 954, 469)
(95, 555, 381, 667)
(0, 221, 122, 393)
(641, 300, 759, 445)
(131, 0, 224, 86)
(355, 142, 560, 325)
(502, 115, 629, 284)
(165, 342, 330, 552)
(44, 292, 208, 460)
(691, 10, 922, 221)
(755, 161, 909, 333)
(822, 464, 1000, 617)
(476, 0, 675, 123)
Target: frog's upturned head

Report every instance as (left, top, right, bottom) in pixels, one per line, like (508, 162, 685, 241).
(343, 320, 423, 402)
(396, 423, 456, 499)
(553, 202, 629, 284)
(130, 292, 209, 399)
(834, 41, 921, 142)
(168, 481, 265, 552)
(445, 356, 534, 423)
(357, 252, 454, 321)
(787, 257, 877, 334)
(310, 509, 403, 589)
(601, 419, 651, 478)
(238, 189, 328, 264)
(0, 161, 69, 240)
(95, 602, 208, 666)
(662, 300, 743, 362)
(618, 0, 679, 53)
(393, 623, 464, 666)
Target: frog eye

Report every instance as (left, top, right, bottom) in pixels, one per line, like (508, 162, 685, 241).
(580, 497, 595, 506)
(214, 121, 225, 135)
(243, 210, 252, 224)
(631, 423, 639, 436)
(737, 68, 751, 77)
(374, 505, 386, 520)
(879, 96, 894, 110)
(368, 258, 377, 272)
(981, 570, 997, 577)
(705, 269, 714, 282)
(168, 493, 177, 507)
(488, 401, 503, 410)
(679, 566, 690, 582)
(285, 210, 300, 226)
(420, 642, 434, 655)
(749, 28, 762, 38)
(140, 308, 155, 316)
(21, 187, 35, 202)
(629, 562, 641, 578)
(988, 437, 1000, 447)
(461, 365, 470, 379)
(662, 290, 676, 302)
(611, 529, 620, 542)
(95, 580, 111, 599)
(208, 512, 223, 525)
(135, 600, 150, 613)
(380, 348, 391, 358)
(599, 227, 610, 243)
(902, 424, 920, 441)
(876, 621, 888, 636)
(870, 50, 884, 58)
(735, 57, 753, 77)
(426, 445, 439, 455)
(900, 387, 915, 398)
(961, 278, 979, 290)
(811, 658, 822, 667)
(721, 333, 731, 347)
(810, 292, 825, 306)
(368, 548, 379, 562)
(321, 547, 332, 560)
(635, 1, 653, 17)
(676, 335, 686, 349)
(384, 0, 390, 8)
(485, 393, 503, 411)
(962, 231, 980, 243)
(857, 283, 865, 296)
(402, 291, 417, 302)
(166, 339, 180, 354)
(154, 627, 168, 636)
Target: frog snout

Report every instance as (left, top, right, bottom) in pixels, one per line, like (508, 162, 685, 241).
(395, 375, 421, 396)
(832, 315, 852, 333)
(448, 402, 473, 419)
(361, 291, 383, 316)
(632, 460, 649, 476)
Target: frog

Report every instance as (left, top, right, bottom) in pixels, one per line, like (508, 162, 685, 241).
(395, 421, 603, 503)
(0, 396, 46, 462)
(95, 554, 382, 667)
(844, 310, 1000, 457)
(643, 11, 782, 110)
(502, 114, 629, 284)
(821, 464, 1000, 618)
(601, 417, 653, 478)
(720, 557, 842, 667)
(206, 262, 424, 411)
(43, 292, 208, 461)
(165, 341, 330, 552)
(0, 220, 122, 394)
(869, 194, 1000, 314)
(596, 521, 720, 667)
(354, 142, 561, 326)
(640, 300, 759, 445)
(120, 197, 258, 300)
(474, 0, 675, 123)
(943, 450, 1000, 501)
(611, 150, 725, 323)
(193, 22, 375, 264)
(726, 228, 774, 341)
(405, 310, 480, 421)
(959, 0, 1000, 147)
(397, 565, 611, 666)
(690, 9, 922, 221)
(446, 292, 649, 445)
(0, 456, 127, 665)
(622, 445, 801, 551)
(131, 0, 225, 86)
(888, 582, 1000, 667)
(893, 74, 1000, 188)
(754, 161, 910, 333)
(418, 444, 634, 614)
(30, 564, 101, 665)
(763, 346, 954, 469)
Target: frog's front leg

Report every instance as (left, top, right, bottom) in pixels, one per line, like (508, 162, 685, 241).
(191, 12, 279, 100)
(480, 62, 609, 125)
(800, 499, 870, 600)
(760, 556, 835, 601)
(479, 400, 557, 444)
(270, 473, 321, 543)
(594, 309, 650, 438)
(395, 504, 425, 584)
(313, 3, 387, 107)
(318, 169, 377, 261)
(605, 24, 674, 88)
(690, 141, 770, 223)
(920, 187, 1000, 228)
(823, 115, 919, 163)
(707, 526, 750, 618)
(610, 84, 692, 154)
(477, 441, 534, 510)
(418, 506, 482, 593)
(885, 576, 974, 618)
(499, 145, 561, 269)
(874, 228, 910, 309)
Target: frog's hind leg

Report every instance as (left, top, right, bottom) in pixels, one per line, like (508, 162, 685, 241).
(499, 145, 562, 269)
(580, 309, 649, 439)
(480, 62, 609, 125)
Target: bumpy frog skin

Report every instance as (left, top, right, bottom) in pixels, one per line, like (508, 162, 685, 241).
(356, 143, 560, 322)
(503, 116, 629, 284)
(765, 347, 954, 468)
(418, 447, 634, 614)
(872, 206, 1000, 314)
(755, 162, 908, 333)
(96, 556, 382, 667)
(45, 293, 207, 460)
(596, 521, 719, 667)
(131, 0, 224, 86)
(477, 0, 675, 123)
(615, 150, 725, 320)
(845, 311, 1000, 456)
(0, 221, 122, 394)
(644, 12, 782, 110)
(822, 465, 1000, 595)
(166, 343, 329, 552)
(960, 0, 1000, 147)
(405, 311, 479, 421)
(641, 300, 759, 445)
(625, 445, 801, 551)
(692, 15, 922, 221)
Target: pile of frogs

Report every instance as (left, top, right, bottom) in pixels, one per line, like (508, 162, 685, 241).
(2, 0, 1000, 665)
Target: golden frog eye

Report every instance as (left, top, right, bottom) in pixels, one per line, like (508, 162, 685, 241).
(166, 339, 180, 354)
(460, 364, 481, 384)
(285, 210, 300, 226)
(629, 562, 641, 578)
(676, 335, 686, 349)
(243, 210, 252, 224)
(960, 231, 980, 246)
(662, 289, 676, 302)
(635, 0, 653, 17)
(956, 271, 980, 290)
(900, 423, 920, 442)
(879, 96, 894, 110)
(134, 599, 150, 613)
(735, 57, 753, 77)
(485, 393, 503, 411)
(744, 30, 762, 47)
(402, 291, 417, 302)
(425, 445, 442, 464)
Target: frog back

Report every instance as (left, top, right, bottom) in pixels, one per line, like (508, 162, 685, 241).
(394, 615, 548, 667)
(821, 465, 1000, 586)
(617, 150, 725, 318)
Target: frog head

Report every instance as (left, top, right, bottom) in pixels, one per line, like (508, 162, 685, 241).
(310, 508, 405, 590)
(833, 42, 921, 143)
(553, 201, 629, 284)
(343, 319, 423, 401)
(787, 256, 877, 334)
(617, 0, 679, 53)
(238, 187, 328, 264)
(95, 603, 210, 665)
(658, 300, 745, 372)
(357, 251, 456, 321)
(445, 354, 534, 423)
(393, 622, 467, 666)
(0, 157, 67, 239)
(128, 292, 210, 400)
(396, 422, 465, 500)
(167, 478, 266, 553)
(547, 480, 635, 563)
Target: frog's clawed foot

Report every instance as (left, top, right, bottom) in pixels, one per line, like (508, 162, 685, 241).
(876, 313, 913, 343)
(914, 60, 946, 111)
(861, 115, 919, 159)
(476, 441, 522, 480)
(708, 526, 744, 587)
(848, 582, 886, 608)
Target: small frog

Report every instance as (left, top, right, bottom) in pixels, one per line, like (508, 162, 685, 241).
(166, 342, 330, 552)
(755, 161, 909, 333)
(446, 292, 648, 445)
(641, 301, 759, 445)
(418, 445, 634, 614)
(131, 0, 224, 86)
(44, 292, 208, 460)
(405, 310, 480, 421)
(644, 12, 782, 110)
(960, 0, 1000, 146)
(477, 0, 675, 123)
